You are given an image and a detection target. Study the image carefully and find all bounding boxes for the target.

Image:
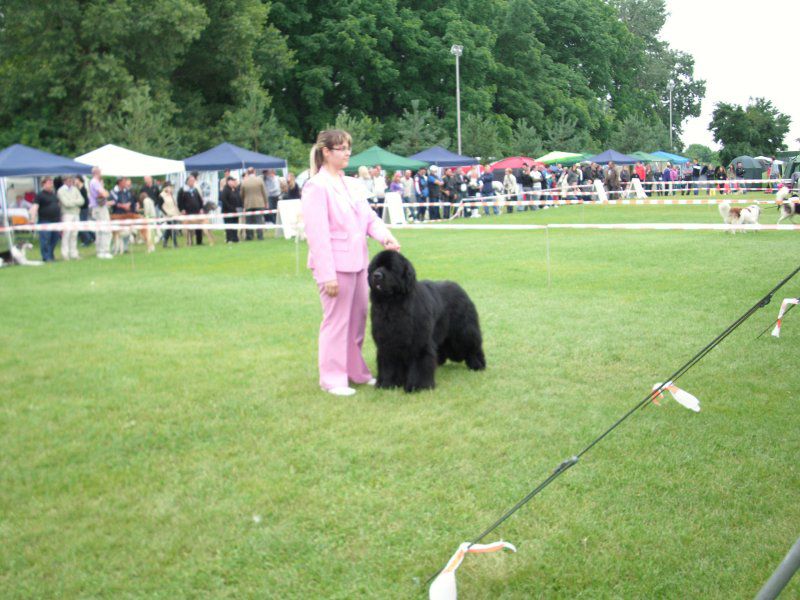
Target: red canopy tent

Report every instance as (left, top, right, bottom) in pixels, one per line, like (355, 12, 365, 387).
(490, 156, 545, 170)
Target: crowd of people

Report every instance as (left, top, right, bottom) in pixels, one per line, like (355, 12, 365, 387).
(347, 156, 786, 221)
(12, 155, 787, 262)
(15, 166, 306, 262)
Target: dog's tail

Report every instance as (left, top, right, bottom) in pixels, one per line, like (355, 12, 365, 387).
(718, 200, 731, 220)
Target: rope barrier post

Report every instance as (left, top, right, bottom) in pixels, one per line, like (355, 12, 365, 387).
(545, 225, 551, 288)
(754, 536, 800, 600)
(295, 229, 300, 277)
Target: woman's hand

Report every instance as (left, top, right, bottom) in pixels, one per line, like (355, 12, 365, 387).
(323, 280, 339, 297)
(382, 234, 401, 252)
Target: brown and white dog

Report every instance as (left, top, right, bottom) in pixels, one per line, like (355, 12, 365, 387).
(719, 201, 760, 233)
(777, 194, 800, 224)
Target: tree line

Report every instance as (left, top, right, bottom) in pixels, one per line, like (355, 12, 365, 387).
(0, 0, 747, 170)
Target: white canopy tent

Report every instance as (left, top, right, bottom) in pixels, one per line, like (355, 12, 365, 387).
(75, 144, 185, 177)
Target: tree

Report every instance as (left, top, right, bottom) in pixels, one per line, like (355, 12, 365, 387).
(544, 112, 591, 153)
(111, 85, 186, 157)
(505, 119, 544, 158)
(461, 114, 504, 161)
(608, 115, 669, 153)
(325, 110, 384, 154)
(386, 100, 450, 156)
(709, 98, 791, 164)
(684, 144, 718, 165)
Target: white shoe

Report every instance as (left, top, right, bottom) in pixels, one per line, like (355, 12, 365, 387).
(366, 378, 376, 386)
(98, 253, 113, 259)
(324, 386, 356, 396)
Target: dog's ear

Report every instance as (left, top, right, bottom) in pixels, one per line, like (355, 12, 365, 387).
(400, 256, 416, 293)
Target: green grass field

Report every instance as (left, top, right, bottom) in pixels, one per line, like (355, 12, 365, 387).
(2, 203, 799, 598)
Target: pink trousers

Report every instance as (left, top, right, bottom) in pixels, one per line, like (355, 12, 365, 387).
(316, 270, 373, 390)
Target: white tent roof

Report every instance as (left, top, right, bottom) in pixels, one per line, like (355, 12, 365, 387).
(75, 144, 185, 176)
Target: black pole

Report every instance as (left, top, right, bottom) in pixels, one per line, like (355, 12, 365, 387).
(426, 264, 800, 587)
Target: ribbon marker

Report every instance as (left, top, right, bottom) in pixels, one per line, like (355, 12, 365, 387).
(429, 541, 516, 600)
(652, 382, 701, 412)
(771, 298, 799, 338)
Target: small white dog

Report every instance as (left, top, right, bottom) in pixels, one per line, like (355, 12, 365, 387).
(777, 194, 800, 224)
(719, 201, 760, 233)
(0, 241, 44, 266)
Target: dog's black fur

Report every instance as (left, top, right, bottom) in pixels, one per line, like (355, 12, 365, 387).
(368, 250, 486, 392)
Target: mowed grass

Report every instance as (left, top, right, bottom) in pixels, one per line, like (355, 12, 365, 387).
(1, 203, 799, 598)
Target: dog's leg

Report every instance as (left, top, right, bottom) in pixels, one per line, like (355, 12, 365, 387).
(465, 348, 487, 371)
(405, 346, 436, 392)
(375, 349, 401, 389)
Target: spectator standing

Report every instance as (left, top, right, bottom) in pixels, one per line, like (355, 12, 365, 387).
(220, 175, 242, 243)
(644, 165, 655, 196)
(371, 166, 387, 218)
(140, 175, 160, 214)
(415, 167, 429, 221)
(442, 167, 460, 219)
(357, 166, 376, 214)
(480, 165, 497, 215)
(427, 165, 443, 220)
(301, 129, 400, 396)
(604, 161, 620, 199)
(503, 168, 518, 212)
(57, 175, 83, 260)
(241, 167, 268, 241)
(285, 172, 301, 199)
(177, 174, 205, 245)
(74, 176, 94, 247)
(634, 161, 646, 182)
(31, 176, 61, 262)
(518, 164, 533, 211)
(401, 169, 416, 220)
(263, 169, 281, 223)
(88, 166, 113, 259)
(159, 182, 180, 248)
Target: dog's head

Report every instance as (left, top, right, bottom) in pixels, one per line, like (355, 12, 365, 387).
(368, 250, 416, 298)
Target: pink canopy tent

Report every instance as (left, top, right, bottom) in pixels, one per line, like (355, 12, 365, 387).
(490, 156, 545, 170)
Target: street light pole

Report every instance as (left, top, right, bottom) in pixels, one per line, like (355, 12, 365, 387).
(667, 80, 675, 151)
(451, 44, 463, 155)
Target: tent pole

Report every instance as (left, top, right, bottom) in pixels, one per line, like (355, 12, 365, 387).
(0, 178, 14, 252)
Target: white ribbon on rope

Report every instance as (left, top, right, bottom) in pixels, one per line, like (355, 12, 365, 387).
(429, 541, 516, 600)
(652, 382, 701, 412)
(771, 298, 799, 337)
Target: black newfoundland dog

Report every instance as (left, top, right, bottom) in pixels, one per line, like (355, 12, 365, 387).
(368, 250, 486, 392)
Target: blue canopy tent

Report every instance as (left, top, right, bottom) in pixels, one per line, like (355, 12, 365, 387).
(651, 150, 691, 164)
(408, 146, 478, 167)
(585, 149, 639, 165)
(0, 143, 94, 177)
(182, 142, 287, 171)
(0, 144, 94, 251)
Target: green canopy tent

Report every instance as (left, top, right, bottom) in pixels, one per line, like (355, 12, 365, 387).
(630, 151, 662, 163)
(728, 155, 764, 181)
(535, 151, 583, 165)
(344, 146, 428, 174)
(559, 152, 593, 166)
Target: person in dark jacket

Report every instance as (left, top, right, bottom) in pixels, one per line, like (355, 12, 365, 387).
(480, 165, 498, 215)
(219, 175, 242, 243)
(177, 174, 204, 245)
(442, 168, 460, 220)
(31, 176, 61, 261)
(75, 175, 95, 246)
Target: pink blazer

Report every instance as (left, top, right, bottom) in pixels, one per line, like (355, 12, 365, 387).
(302, 169, 390, 284)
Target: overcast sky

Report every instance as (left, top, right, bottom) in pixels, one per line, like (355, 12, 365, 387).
(659, 0, 800, 151)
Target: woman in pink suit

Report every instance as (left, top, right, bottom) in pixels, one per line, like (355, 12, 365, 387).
(302, 130, 401, 396)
